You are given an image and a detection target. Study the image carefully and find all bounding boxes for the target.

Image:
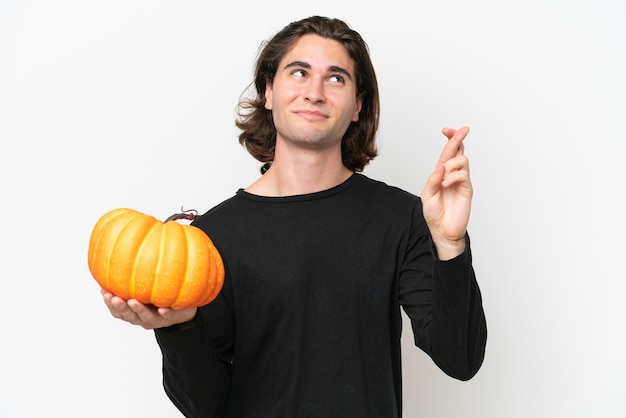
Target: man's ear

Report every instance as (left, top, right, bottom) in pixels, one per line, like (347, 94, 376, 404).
(351, 96, 363, 122)
(264, 81, 273, 110)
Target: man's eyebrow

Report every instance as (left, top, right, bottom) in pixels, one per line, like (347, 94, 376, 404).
(283, 61, 354, 81)
(284, 60, 311, 70)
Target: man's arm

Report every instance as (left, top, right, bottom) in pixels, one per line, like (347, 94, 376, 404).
(400, 230, 487, 380)
(102, 291, 230, 416)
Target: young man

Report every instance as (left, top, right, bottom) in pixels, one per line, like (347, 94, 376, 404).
(102, 16, 487, 417)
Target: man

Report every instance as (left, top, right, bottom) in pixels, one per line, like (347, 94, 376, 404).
(102, 16, 487, 417)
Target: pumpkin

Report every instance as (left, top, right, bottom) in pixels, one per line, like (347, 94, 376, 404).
(87, 208, 224, 309)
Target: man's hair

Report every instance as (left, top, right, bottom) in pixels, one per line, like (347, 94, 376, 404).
(236, 16, 380, 173)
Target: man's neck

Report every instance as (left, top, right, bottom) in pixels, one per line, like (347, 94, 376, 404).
(245, 149, 353, 197)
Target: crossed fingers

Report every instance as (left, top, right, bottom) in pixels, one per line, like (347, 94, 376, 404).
(438, 127, 470, 186)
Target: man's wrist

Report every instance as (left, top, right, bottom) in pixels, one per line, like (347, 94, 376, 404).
(433, 236, 466, 261)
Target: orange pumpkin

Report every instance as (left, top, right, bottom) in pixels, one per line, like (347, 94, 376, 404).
(87, 208, 224, 309)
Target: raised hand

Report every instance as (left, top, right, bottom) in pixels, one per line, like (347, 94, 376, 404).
(420, 126, 473, 260)
(102, 289, 197, 330)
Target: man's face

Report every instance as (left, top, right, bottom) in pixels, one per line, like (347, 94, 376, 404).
(265, 34, 362, 153)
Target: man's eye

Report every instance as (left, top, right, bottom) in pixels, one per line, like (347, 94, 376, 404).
(328, 75, 345, 84)
(292, 69, 306, 78)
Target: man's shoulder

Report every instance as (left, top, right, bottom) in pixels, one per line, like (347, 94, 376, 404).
(192, 193, 243, 225)
(354, 174, 420, 202)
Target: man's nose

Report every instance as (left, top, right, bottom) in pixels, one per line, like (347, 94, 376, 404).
(304, 79, 326, 103)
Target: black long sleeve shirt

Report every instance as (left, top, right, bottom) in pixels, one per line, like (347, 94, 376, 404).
(155, 173, 487, 417)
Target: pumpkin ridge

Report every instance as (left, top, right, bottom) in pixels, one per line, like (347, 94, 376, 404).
(129, 220, 160, 301)
(195, 232, 224, 307)
(204, 238, 225, 305)
(171, 224, 193, 308)
(88, 208, 124, 275)
(150, 223, 167, 305)
(151, 221, 187, 307)
(88, 208, 132, 291)
(197, 238, 216, 306)
(108, 210, 154, 300)
(103, 209, 142, 293)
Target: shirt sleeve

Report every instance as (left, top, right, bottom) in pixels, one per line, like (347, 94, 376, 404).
(153, 290, 234, 417)
(399, 200, 487, 381)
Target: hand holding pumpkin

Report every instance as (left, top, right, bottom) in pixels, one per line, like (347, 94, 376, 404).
(88, 208, 224, 310)
(102, 290, 197, 329)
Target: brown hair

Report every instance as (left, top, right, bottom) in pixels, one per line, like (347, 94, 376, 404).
(236, 16, 380, 173)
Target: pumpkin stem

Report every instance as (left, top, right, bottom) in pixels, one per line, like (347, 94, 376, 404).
(165, 207, 199, 223)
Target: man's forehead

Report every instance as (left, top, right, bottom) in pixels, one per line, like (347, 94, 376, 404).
(281, 34, 354, 72)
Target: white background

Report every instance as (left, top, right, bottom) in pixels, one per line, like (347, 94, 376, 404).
(1, 0, 624, 417)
